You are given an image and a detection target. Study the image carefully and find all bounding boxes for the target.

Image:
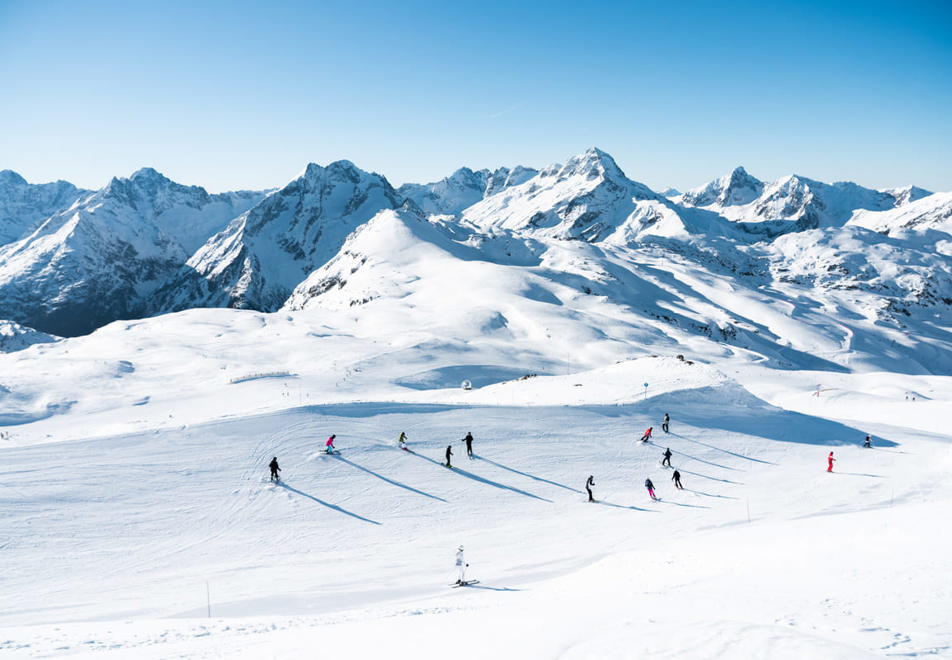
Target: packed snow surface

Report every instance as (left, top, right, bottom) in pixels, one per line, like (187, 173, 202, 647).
(0, 305, 949, 659)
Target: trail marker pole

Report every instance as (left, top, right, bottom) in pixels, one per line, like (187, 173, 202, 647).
(746, 499, 751, 524)
(206, 581, 211, 618)
(643, 382, 649, 400)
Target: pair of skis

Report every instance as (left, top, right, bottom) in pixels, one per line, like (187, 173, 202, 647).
(451, 580, 480, 587)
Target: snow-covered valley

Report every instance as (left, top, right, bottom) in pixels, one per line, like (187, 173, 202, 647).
(1, 148, 951, 658)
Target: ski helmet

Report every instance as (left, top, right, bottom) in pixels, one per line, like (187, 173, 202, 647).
(458, 545, 464, 551)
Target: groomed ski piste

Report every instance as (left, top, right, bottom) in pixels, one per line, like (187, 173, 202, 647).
(1, 308, 950, 659)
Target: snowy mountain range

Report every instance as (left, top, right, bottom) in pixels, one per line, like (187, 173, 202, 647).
(1, 149, 950, 375)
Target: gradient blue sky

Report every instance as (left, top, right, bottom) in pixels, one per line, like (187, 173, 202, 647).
(1, 0, 950, 193)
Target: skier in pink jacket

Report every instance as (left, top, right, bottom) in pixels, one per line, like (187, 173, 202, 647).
(325, 434, 336, 454)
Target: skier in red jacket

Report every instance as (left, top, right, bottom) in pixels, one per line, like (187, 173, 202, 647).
(640, 427, 653, 442)
(827, 451, 835, 472)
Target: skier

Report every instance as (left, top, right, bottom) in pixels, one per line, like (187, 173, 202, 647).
(672, 469, 683, 489)
(662, 447, 673, 467)
(662, 413, 670, 434)
(585, 475, 595, 502)
(827, 451, 835, 472)
(645, 477, 657, 500)
(398, 431, 408, 451)
(640, 427, 653, 442)
(863, 434, 871, 448)
(455, 545, 467, 585)
(325, 434, 336, 454)
(463, 432, 474, 459)
(445, 444, 453, 468)
(269, 456, 281, 482)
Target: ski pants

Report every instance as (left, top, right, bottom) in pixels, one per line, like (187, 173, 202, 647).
(674, 478, 682, 489)
(457, 563, 466, 582)
(662, 456, 671, 467)
(586, 486, 593, 502)
(648, 488, 656, 499)
(662, 423, 669, 433)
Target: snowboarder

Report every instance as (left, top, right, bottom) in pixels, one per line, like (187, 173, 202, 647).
(445, 444, 453, 468)
(662, 413, 670, 433)
(463, 432, 474, 458)
(586, 475, 595, 502)
(672, 469, 682, 489)
(863, 434, 871, 448)
(827, 451, 835, 472)
(325, 434, 336, 454)
(662, 447, 673, 467)
(269, 456, 281, 482)
(455, 545, 467, 585)
(398, 431, 408, 451)
(640, 427, 653, 442)
(645, 477, 657, 500)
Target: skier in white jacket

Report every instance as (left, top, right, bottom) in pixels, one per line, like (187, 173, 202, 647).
(455, 545, 467, 585)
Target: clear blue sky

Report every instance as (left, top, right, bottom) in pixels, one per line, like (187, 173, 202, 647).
(1, 0, 950, 193)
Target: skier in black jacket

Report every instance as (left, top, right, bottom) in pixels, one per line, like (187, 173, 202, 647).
(445, 444, 453, 468)
(672, 469, 682, 489)
(586, 475, 595, 502)
(662, 447, 672, 467)
(645, 478, 657, 500)
(463, 432, 474, 458)
(662, 413, 670, 433)
(269, 457, 280, 482)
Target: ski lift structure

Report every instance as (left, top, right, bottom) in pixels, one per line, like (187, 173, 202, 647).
(461, 379, 473, 391)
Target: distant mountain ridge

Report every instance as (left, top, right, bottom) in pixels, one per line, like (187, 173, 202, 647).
(0, 148, 948, 380)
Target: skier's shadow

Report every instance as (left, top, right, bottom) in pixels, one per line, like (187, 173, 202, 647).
(677, 468, 744, 485)
(277, 482, 381, 525)
(660, 499, 710, 509)
(650, 443, 740, 471)
(596, 500, 656, 512)
(475, 455, 582, 494)
(330, 455, 447, 502)
(669, 432, 774, 465)
(411, 453, 552, 503)
(682, 488, 738, 500)
(467, 584, 522, 592)
(835, 472, 884, 478)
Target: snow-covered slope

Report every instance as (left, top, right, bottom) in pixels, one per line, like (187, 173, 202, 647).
(398, 166, 538, 216)
(848, 191, 952, 237)
(0, 170, 89, 247)
(0, 304, 949, 659)
(0, 168, 265, 336)
(157, 161, 404, 312)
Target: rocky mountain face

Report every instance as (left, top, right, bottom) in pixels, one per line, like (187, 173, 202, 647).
(0, 168, 266, 336)
(156, 160, 404, 313)
(0, 170, 89, 247)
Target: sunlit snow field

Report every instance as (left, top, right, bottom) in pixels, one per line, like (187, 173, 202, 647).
(0, 308, 950, 658)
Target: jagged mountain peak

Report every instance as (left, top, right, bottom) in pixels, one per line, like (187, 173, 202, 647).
(0, 169, 29, 186)
(543, 147, 626, 182)
(682, 166, 764, 207)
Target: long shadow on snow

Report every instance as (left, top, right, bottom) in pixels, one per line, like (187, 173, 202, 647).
(277, 482, 381, 525)
(474, 455, 583, 494)
(595, 500, 655, 512)
(467, 584, 522, 592)
(645, 440, 741, 471)
(639, 385, 898, 448)
(409, 453, 551, 503)
(330, 455, 447, 502)
(667, 432, 774, 465)
(682, 488, 738, 500)
(677, 468, 744, 485)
